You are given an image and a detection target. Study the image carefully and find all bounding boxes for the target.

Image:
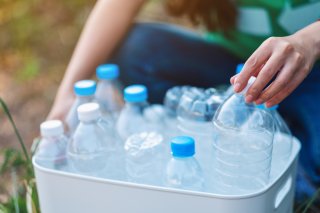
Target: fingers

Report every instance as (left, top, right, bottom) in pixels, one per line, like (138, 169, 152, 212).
(233, 38, 280, 91)
(255, 59, 299, 105)
(264, 66, 309, 107)
(245, 52, 286, 103)
(233, 40, 272, 93)
(230, 75, 237, 84)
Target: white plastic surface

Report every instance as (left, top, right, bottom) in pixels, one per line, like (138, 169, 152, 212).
(33, 138, 300, 213)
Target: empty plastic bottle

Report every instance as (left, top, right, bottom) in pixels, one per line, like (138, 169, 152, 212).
(212, 77, 275, 194)
(256, 104, 293, 178)
(36, 120, 68, 170)
(256, 104, 292, 159)
(164, 86, 192, 118)
(163, 86, 192, 138)
(95, 64, 123, 119)
(143, 104, 167, 134)
(116, 85, 149, 141)
(67, 103, 116, 177)
(164, 136, 205, 192)
(65, 80, 97, 134)
(124, 131, 165, 185)
(176, 87, 223, 191)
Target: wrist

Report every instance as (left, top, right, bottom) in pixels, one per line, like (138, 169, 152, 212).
(295, 21, 320, 60)
(315, 21, 320, 59)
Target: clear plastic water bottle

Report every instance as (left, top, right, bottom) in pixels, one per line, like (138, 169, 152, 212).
(176, 87, 223, 191)
(35, 120, 68, 170)
(95, 64, 123, 119)
(224, 63, 244, 98)
(163, 86, 192, 138)
(256, 104, 292, 159)
(212, 77, 275, 195)
(67, 103, 113, 177)
(164, 136, 205, 192)
(65, 80, 97, 134)
(116, 85, 149, 141)
(256, 104, 293, 178)
(143, 104, 167, 134)
(124, 131, 165, 185)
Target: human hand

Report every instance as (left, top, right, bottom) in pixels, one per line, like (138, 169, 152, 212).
(230, 22, 320, 107)
(46, 89, 75, 122)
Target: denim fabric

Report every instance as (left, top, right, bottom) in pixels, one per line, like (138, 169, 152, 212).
(111, 22, 320, 200)
(111, 23, 242, 103)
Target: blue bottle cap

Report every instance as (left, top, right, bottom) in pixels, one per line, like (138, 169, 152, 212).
(96, 64, 119, 80)
(236, 63, 244, 74)
(171, 136, 195, 157)
(124, 85, 148, 102)
(255, 104, 279, 110)
(74, 80, 97, 96)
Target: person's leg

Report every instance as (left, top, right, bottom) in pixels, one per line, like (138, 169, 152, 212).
(110, 22, 242, 103)
(279, 63, 320, 201)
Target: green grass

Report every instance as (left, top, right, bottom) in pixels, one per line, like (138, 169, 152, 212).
(0, 97, 39, 213)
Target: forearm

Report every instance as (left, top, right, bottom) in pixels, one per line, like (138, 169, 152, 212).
(57, 0, 145, 100)
(294, 20, 320, 61)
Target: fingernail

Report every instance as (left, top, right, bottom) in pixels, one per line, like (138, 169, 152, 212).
(255, 98, 264, 104)
(234, 83, 241, 92)
(265, 102, 273, 108)
(230, 76, 235, 84)
(246, 95, 254, 103)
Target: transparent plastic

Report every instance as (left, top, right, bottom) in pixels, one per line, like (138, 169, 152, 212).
(35, 134, 68, 171)
(124, 131, 165, 185)
(176, 87, 223, 191)
(143, 104, 167, 134)
(164, 136, 205, 192)
(116, 101, 149, 140)
(212, 80, 275, 194)
(271, 110, 292, 161)
(68, 105, 123, 179)
(163, 86, 192, 139)
(95, 79, 123, 118)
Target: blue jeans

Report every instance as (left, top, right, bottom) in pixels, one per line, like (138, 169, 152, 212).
(111, 23, 320, 200)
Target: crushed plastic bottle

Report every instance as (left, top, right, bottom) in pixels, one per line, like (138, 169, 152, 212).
(124, 131, 165, 185)
(143, 104, 167, 134)
(164, 136, 205, 191)
(36, 120, 68, 170)
(163, 86, 192, 138)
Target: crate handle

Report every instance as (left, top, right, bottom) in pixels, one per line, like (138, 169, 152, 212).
(274, 175, 292, 209)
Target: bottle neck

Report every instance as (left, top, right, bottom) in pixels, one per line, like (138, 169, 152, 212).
(79, 118, 100, 124)
(125, 101, 148, 108)
(76, 95, 94, 101)
(100, 78, 117, 83)
(173, 155, 194, 160)
(43, 134, 65, 141)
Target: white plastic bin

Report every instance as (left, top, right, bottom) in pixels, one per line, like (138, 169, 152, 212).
(33, 138, 300, 213)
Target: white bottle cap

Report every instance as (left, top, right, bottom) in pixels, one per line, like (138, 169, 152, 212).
(77, 102, 101, 122)
(40, 120, 64, 137)
(241, 76, 256, 94)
